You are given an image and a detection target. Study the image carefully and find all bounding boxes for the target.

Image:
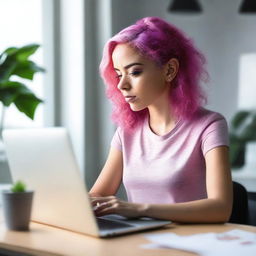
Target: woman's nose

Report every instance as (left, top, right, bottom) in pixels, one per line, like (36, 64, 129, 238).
(117, 76, 130, 91)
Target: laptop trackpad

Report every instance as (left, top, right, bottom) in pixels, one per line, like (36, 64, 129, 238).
(97, 214, 161, 230)
(96, 216, 134, 230)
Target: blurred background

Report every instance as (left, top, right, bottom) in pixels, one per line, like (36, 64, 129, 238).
(0, 0, 255, 219)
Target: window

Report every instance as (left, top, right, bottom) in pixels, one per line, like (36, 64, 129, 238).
(238, 53, 256, 109)
(0, 0, 44, 128)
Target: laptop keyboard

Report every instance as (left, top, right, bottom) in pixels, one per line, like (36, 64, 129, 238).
(96, 217, 134, 230)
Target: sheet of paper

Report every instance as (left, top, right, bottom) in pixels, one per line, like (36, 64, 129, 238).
(143, 229, 256, 256)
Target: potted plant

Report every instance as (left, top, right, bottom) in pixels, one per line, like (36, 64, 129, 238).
(229, 110, 256, 169)
(1, 180, 34, 231)
(0, 43, 45, 139)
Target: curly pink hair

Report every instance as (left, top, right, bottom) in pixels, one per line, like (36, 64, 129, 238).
(99, 17, 208, 131)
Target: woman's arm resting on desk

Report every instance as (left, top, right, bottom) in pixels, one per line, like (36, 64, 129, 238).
(93, 146, 233, 223)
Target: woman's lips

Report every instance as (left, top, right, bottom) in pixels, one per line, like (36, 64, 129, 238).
(125, 96, 137, 103)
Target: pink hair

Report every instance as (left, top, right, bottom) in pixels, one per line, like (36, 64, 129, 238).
(99, 17, 208, 131)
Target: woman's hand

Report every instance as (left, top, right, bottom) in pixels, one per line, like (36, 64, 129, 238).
(90, 196, 146, 218)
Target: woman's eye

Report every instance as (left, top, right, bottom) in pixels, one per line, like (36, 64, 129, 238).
(130, 70, 142, 76)
(116, 74, 122, 79)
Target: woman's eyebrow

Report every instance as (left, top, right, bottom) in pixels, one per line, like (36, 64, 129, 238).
(114, 62, 143, 71)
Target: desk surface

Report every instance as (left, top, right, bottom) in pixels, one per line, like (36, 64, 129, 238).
(1, 212, 256, 256)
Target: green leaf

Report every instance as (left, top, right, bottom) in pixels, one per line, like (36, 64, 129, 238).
(231, 111, 250, 131)
(0, 57, 17, 83)
(229, 134, 246, 168)
(0, 81, 28, 106)
(12, 60, 45, 80)
(239, 113, 256, 141)
(2, 47, 19, 56)
(0, 91, 17, 106)
(0, 50, 12, 65)
(0, 47, 19, 77)
(0, 44, 43, 82)
(14, 93, 43, 120)
(10, 44, 40, 62)
(0, 81, 43, 119)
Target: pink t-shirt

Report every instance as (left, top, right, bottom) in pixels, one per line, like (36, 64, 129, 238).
(111, 108, 229, 204)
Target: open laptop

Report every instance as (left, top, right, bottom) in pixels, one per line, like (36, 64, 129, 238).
(2, 128, 171, 237)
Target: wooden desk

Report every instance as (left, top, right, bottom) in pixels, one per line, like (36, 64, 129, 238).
(0, 211, 256, 256)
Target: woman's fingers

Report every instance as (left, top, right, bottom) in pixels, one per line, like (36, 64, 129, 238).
(93, 197, 121, 215)
(91, 196, 118, 210)
(94, 202, 118, 216)
(92, 198, 141, 218)
(91, 196, 115, 203)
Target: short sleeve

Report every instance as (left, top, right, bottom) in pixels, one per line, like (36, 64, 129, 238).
(201, 116, 229, 156)
(111, 127, 122, 151)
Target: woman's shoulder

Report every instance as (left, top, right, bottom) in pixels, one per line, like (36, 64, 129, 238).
(116, 117, 146, 134)
(183, 108, 227, 132)
(193, 107, 227, 123)
(114, 123, 141, 139)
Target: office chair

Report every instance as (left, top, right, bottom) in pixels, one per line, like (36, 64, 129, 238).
(229, 181, 249, 225)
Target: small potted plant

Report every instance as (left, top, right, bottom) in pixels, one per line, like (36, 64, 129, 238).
(1, 180, 34, 231)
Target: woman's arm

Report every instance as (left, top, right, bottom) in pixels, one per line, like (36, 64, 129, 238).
(141, 146, 233, 222)
(93, 146, 233, 223)
(89, 147, 123, 197)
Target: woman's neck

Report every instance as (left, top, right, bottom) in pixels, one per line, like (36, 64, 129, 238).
(147, 97, 176, 136)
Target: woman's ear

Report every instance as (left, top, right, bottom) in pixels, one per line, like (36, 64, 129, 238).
(165, 58, 179, 82)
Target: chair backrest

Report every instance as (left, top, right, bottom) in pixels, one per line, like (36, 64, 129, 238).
(229, 181, 249, 225)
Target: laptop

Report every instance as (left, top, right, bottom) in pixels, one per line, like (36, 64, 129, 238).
(2, 128, 171, 237)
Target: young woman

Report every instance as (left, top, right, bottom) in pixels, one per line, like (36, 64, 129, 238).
(89, 17, 233, 223)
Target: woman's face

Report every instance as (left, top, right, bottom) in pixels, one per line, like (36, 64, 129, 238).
(112, 43, 176, 112)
